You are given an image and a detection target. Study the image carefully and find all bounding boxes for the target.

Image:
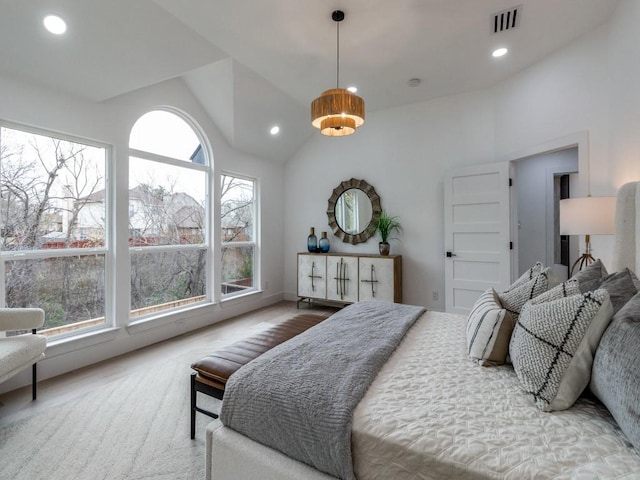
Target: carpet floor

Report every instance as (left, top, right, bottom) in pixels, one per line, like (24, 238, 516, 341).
(0, 323, 271, 480)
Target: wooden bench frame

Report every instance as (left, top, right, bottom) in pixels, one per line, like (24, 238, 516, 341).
(190, 313, 329, 439)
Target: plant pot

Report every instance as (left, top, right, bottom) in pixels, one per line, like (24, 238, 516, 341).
(379, 242, 390, 256)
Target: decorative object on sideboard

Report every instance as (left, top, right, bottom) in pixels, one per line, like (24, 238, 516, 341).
(327, 178, 382, 245)
(310, 10, 365, 137)
(307, 227, 318, 253)
(319, 231, 330, 253)
(560, 196, 615, 275)
(376, 211, 402, 256)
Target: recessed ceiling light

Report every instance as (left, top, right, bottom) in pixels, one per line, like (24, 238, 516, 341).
(407, 78, 421, 87)
(44, 15, 67, 35)
(492, 47, 508, 58)
(270, 126, 280, 135)
(347, 86, 358, 93)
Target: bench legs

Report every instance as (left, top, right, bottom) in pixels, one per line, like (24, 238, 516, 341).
(32, 363, 37, 400)
(190, 372, 224, 439)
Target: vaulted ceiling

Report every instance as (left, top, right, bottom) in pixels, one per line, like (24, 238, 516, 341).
(0, 0, 620, 162)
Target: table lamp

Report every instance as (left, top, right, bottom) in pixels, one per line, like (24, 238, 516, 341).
(560, 196, 616, 275)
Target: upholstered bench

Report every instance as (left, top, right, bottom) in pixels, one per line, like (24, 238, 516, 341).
(190, 313, 328, 438)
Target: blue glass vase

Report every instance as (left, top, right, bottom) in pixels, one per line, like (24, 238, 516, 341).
(319, 232, 330, 253)
(307, 227, 318, 252)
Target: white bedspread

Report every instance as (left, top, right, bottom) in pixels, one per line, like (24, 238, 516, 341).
(352, 311, 640, 479)
(207, 310, 640, 480)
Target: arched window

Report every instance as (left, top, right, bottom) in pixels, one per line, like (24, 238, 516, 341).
(128, 110, 210, 318)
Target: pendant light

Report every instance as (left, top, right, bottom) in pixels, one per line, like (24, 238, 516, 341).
(310, 10, 365, 136)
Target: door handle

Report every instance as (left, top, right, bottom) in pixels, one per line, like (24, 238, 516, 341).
(446, 251, 457, 258)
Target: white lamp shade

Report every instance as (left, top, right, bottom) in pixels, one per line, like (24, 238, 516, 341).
(560, 197, 616, 235)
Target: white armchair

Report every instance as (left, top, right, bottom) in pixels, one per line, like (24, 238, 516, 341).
(0, 308, 47, 400)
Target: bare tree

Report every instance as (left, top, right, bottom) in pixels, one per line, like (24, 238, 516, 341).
(220, 175, 254, 290)
(129, 181, 207, 310)
(221, 175, 254, 243)
(1, 127, 105, 328)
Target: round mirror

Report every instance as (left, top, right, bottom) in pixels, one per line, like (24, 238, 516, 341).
(327, 178, 382, 244)
(335, 188, 373, 235)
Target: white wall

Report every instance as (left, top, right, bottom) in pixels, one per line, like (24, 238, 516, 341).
(284, 0, 640, 309)
(284, 91, 495, 308)
(608, 0, 640, 188)
(0, 74, 285, 393)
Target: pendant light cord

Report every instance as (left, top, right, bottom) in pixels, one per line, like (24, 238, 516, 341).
(336, 20, 340, 88)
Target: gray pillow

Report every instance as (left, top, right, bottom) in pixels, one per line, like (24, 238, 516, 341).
(591, 291, 640, 450)
(572, 259, 608, 293)
(597, 268, 639, 315)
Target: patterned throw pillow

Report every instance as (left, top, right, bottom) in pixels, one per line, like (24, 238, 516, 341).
(509, 289, 613, 411)
(466, 289, 513, 366)
(528, 278, 581, 305)
(505, 262, 544, 292)
(498, 268, 550, 320)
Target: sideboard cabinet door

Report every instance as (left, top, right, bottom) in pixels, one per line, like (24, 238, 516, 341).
(358, 256, 402, 303)
(326, 255, 359, 304)
(297, 254, 326, 299)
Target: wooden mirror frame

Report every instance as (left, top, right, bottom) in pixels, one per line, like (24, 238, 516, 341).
(326, 178, 382, 245)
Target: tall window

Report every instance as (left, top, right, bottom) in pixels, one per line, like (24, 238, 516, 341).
(221, 174, 256, 297)
(0, 124, 108, 337)
(129, 110, 209, 318)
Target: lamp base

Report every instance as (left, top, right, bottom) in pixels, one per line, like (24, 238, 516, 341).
(570, 253, 595, 276)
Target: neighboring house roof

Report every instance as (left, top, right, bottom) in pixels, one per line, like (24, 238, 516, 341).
(80, 186, 165, 205)
(174, 205, 203, 229)
(190, 144, 205, 165)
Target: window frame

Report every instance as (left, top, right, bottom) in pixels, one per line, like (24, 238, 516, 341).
(0, 120, 112, 340)
(220, 171, 260, 300)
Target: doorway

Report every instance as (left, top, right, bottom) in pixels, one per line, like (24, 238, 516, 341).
(513, 147, 578, 281)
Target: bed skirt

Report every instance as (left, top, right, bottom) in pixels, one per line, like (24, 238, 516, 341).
(206, 420, 337, 480)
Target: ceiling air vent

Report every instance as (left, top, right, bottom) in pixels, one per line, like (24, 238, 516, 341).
(491, 6, 521, 34)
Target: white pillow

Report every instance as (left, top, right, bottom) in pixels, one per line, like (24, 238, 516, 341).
(527, 278, 581, 305)
(505, 262, 544, 292)
(499, 268, 550, 320)
(509, 289, 613, 411)
(466, 288, 513, 366)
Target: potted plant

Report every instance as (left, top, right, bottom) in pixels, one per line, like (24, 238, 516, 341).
(376, 211, 402, 255)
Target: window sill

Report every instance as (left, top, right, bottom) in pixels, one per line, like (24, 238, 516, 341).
(220, 288, 263, 305)
(126, 301, 215, 335)
(45, 327, 120, 359)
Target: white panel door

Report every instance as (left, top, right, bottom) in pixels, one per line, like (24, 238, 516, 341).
(444, 162, 512, 314)
(326, 255, 359, 303)
(297, 254, 326, 299)
(358, 257, 395, 302)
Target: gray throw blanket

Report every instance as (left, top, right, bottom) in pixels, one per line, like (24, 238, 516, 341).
(220, 301, 426, 480)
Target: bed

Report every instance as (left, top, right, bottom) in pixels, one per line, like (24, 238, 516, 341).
(205, 182, 640, 480)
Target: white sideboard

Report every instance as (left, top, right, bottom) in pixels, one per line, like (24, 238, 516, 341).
(297, 253, 402, 306)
